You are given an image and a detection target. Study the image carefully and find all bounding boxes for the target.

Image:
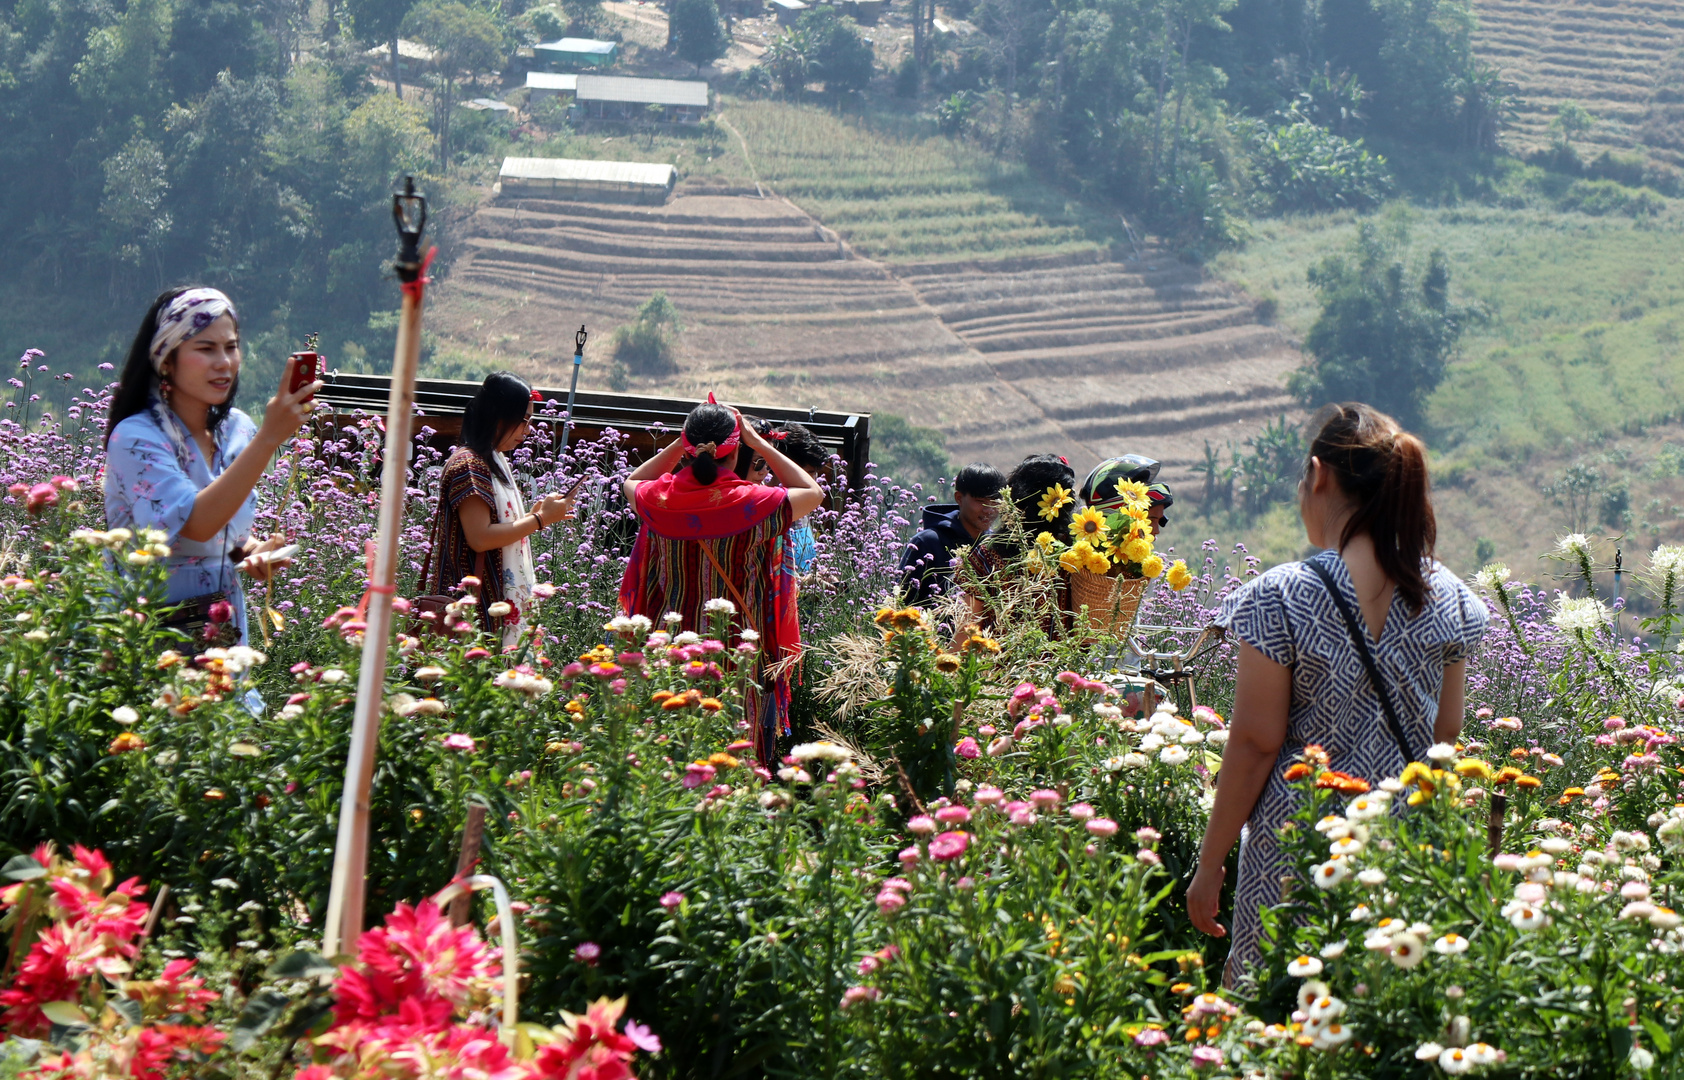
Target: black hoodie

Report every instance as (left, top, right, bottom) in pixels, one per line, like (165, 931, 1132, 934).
(898, 504, 979, 605)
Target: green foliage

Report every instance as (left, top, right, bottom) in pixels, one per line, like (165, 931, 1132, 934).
(668, 0, 730, 70)
(1289, 221, 1465, 428)
(893, 56, 920, 99)
(795, 7, 876, 95)
(867, 413, 951, 491)
(1246, 120, 1392, 213)
(401, 0, 508, 167)
(763, 8, 875, 96)
(610, 292, 682, 375)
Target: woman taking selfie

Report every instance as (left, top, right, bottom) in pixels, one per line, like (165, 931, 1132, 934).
(618, 397, 825, 761)
(1185, 403, 1488, 985)
(104, 286, 320, 646)
(425, 371, 575, 647)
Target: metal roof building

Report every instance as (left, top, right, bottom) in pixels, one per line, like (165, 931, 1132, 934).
(575, 75, 709, 108)
(497, 157, 677, 203)
(524, 71, 579, 100)
(534, 38, 619, 68)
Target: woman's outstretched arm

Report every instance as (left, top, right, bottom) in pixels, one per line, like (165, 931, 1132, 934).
(622, 438, 686, 505)
(1186, 642, 1291, 938)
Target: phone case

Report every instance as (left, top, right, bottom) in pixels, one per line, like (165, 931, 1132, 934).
(289, 351, 321, 400)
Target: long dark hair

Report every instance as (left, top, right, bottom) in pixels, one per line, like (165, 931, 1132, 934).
(681, 402, 736, 485)
(1307, 402, 1436, 613)
(107, 286, 241, 447)
(988, 453, 1075, 561)
(461, 371, 532, 485)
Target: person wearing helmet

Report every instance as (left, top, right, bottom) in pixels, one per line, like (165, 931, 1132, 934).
(1081, 455, 1173, 534)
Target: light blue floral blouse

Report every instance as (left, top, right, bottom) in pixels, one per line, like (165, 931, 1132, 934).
(103, 399, 259, 644)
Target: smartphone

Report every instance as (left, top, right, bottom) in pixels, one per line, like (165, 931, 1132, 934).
(563, 474, 588, 499)
(289, 351, 323, 400)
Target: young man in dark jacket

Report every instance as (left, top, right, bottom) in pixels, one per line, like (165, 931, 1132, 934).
(899, 462, 1005, 605)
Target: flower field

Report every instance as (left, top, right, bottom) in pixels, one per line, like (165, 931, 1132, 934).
(0, 365, 1682, 1079)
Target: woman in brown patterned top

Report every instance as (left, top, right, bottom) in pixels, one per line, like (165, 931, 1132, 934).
(427, 372, 575, 645)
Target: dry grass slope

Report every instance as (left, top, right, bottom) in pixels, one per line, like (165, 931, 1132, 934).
(1472, 0, 1684, 165)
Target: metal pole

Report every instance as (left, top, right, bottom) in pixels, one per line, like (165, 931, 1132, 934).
(561, 325, 586, 450)
(322, 177, 430, 958)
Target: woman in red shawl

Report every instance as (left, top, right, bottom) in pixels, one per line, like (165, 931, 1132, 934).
(618, 398, 825, 761)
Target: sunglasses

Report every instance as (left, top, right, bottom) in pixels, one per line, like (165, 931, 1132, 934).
(750, 456, 768, 471)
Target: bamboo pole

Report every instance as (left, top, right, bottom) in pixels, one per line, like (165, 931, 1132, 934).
(322, 178, 431, 958)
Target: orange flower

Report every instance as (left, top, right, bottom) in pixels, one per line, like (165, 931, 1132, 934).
(700, 697, 724, 712)
(651, 691, 674, 704)
(203, 789, 225, 801)
(707, 752, 740, 768)
(1283, 763, 1313, 782)
(1509, 748, 1529, 760)
(1315, 770, 1371, 795)
(660, 696, 690, 711)
(1302, 744, 1330, 767)
(565, 699, 585, 715)
(1516, 775, 1542, 789)
(1494, 766, 1523, 785)
(108, 732, 145, 754)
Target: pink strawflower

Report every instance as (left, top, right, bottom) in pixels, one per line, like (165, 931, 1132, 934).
(1029, 789, 1061, 810)
(659, 892, 685, 910)
(441, 734, 475, 753)
(928, 831, 970, 861)
(906, 815, 936, 835)
(1086, 818, 1119, 838)
(897, 847, 920, 867)
(1067, 802, 1095, 821)
(934, 805, 971, 826)
(574, 942, 601, 966)
(954, 736, 979, 759)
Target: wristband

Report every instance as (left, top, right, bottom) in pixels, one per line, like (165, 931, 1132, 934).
(532, 508, 544, 529)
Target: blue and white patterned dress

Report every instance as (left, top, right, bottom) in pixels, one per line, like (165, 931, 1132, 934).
(1213, 550, 1488, 977)
(103, 399, 259, 644)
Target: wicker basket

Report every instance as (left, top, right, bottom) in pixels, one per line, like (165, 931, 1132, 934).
(1068, 569, 1148, 637)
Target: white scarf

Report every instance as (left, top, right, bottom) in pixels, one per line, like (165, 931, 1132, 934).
(489, 451, 536, 647)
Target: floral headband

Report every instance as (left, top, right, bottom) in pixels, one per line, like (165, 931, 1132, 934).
(150, 288, 238, 373)
(682, 392, 741, 459)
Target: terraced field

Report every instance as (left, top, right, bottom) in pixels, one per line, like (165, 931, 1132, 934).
(899, 253, 1301, 482)
(426, 184, 1302, 482)
(425, 185, 1046, 453)
(1472, 0, 1684, 165)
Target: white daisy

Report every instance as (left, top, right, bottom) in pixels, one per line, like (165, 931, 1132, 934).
(1433, 933, 1470, 955)
(1286, 954, 1323, 977)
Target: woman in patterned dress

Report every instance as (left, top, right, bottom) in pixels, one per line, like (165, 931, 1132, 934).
(428, 372, 576, 647)
(1186, 403, 1489, 984)
(617, 399, 825, 761)
(104, 287, 321, 646)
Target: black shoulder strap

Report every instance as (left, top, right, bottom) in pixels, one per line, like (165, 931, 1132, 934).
(1304, 557, 1419, 765)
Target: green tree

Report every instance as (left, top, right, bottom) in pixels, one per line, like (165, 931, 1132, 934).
(763, 29, 813, 95)
(611, 293, 683, 374)
(796, 6, 874, 94)
(98, 135, 171, 296)
(668, 0, 729, 71)
(401, 0, 507, 167)
(1288, 221, 1464, 429)
(870, 413, 952, 492)
(345, 0, 419, 97)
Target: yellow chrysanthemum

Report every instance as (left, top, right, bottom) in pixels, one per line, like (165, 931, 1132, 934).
(1166, 559, 1193, 591)
(1035, 531, 1056, 551)
(1058, 548, 1083, 573)
(1082, 544, 1112, 575)
(1121, 537, 1152, 564)
(1039, 484, 1073, 522)
(1070, 507, 1109, 543)
(1027, 546, 1053, 578)
(1140, 554, 1164, 579)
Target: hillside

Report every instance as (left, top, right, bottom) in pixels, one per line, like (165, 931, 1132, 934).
(426, 99, 1302, 483)
(1471, 0, 1684, 166)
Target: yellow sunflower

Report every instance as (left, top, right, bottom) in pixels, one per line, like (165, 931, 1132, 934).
(1038, 484, 1073, 522)
(1112, 479, 1150, 509)
(1069, 507, 1109, 543)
